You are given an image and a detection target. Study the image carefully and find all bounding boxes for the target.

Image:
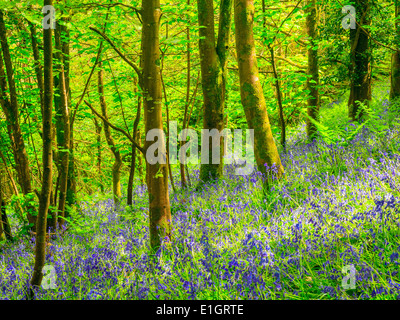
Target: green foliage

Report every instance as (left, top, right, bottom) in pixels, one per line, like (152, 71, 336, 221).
(304, 101, 366, 147)
(0, 0, 400, 299)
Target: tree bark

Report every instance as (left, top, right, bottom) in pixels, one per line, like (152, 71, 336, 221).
(93, 117, 104, 193)
(234, 0, 284, 188)
(197, 0, 233, 184)
(0, 181, 11, 241)
(127, 87, 142, 205)
(348, 0, 371, 121)
(181, 0, 192, 188)
(305, 0, 320, 139)
(0, 149, 19, 197)
(142, 0, 172, 250)
(269, 45, 286, 151)
(0, 200, 12, 242)
(0, 10, 36, 230)
(137, 130, 145, 184)
(128, 60, 143, 205)
(31, 0, 54, 287)
(29, 21, 44, 116)
(54, 20, 70, 228)
(160, 67, 176, 193)
(63, 15, 76, 212)
(0, 172, 3, 242)
(127, 143, 137, 205)
(391, 1, 400, 100)
(98, 60, 122, 207)
(66, 122, 76, 209)
(0, 197, 4, 241)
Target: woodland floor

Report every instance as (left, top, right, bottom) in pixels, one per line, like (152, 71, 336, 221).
(1, 86, 400, 300)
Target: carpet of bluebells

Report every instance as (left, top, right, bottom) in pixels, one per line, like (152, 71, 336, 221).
(1, 93, 400, 300)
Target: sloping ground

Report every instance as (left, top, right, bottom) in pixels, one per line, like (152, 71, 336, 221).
(1, 113, 400, 299)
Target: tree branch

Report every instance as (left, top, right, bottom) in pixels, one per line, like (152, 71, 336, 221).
(84, 100, 144, 155)
(275, 55, 306, 69)
(216, 0, 233, 66)
(71, 42, 103, 126)
(336, 0, 400, 53)
(89, 27, 142, 83)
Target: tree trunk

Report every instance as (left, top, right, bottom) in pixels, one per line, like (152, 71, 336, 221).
(137, 130, 145, 184)
(93, 117, 104, 193)
(128, 72, 143, 205)
(31, 0, 54, 287)
(0, 10, 36, 230)
(29, 21, 44, 115)
(98, 61, 122, 207)
(54, 20, 70, 228)
(0, 197, 4, 242)
(197, 0, 233, 185)
(0, 172, 4, 241)
(181, 0, 192, 188)
(127, 143, 137, 206)
(0, 180, 12, 241)
(261, 0, 286, 150)
(0, 200, 12, 242)
(391, 1, 400, 100)
(305, 0, 320, 139)
(66, 122, 76, 209)
(64, 16, 76, 212)
(348, 0, 371, 121)
(142, 0, 172, 250)
(234, 0, 284, 188)
(269, 45, 286, 152)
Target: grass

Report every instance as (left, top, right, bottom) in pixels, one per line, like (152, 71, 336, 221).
(1, 86, 400, 300)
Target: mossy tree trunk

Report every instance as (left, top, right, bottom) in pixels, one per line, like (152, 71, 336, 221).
(29, 21, 44, 115)
(348, 0, 371, 121)
(66, 122, 76, 209)
(0, 185, 11, 242)
(127, 63, 142, 206)
(63, 14, 76, 212)
(0, 10, 36, 230)
(0, 199, 12, 242)
(305, 0, 320, 139)
(234, 0, 284, 188)
(197, 0, 233, 184)
(93, 117, 104, 193)
(142, 0, 172, 250)
(54, 19, 70, 229)
(98, 60, 122, 208)
(0, 184, 3, 241)
(31, 0, 54, 287)
(269, 46, 286, 151)
(391, 0, 400, 101)
(137, 130, 145, 185)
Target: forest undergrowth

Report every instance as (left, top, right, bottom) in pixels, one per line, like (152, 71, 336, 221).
(1, 89, 400, 300)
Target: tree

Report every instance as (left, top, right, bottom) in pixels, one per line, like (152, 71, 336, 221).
(93, 117, 104, 192)
(180, 0, 192, 189)
(391, 0, 400, 100)
(0, 10, 37, 230)
(127, 60, 142, 206)
(63, 17, 75, 213)
(142, 0, 172, 250)
(197, 0, 233, 184)
(305, 0, 320, 139)
(348, 0, 371, 121)
(234, 0, 284, 188)
(0, 188, 12, 242)
(31, 0, 54, 288)
(0, 207, 4, 242)
(0, 182, 3, 241)
(98, 59, 123, 207)
(54, 16, 70, 228)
